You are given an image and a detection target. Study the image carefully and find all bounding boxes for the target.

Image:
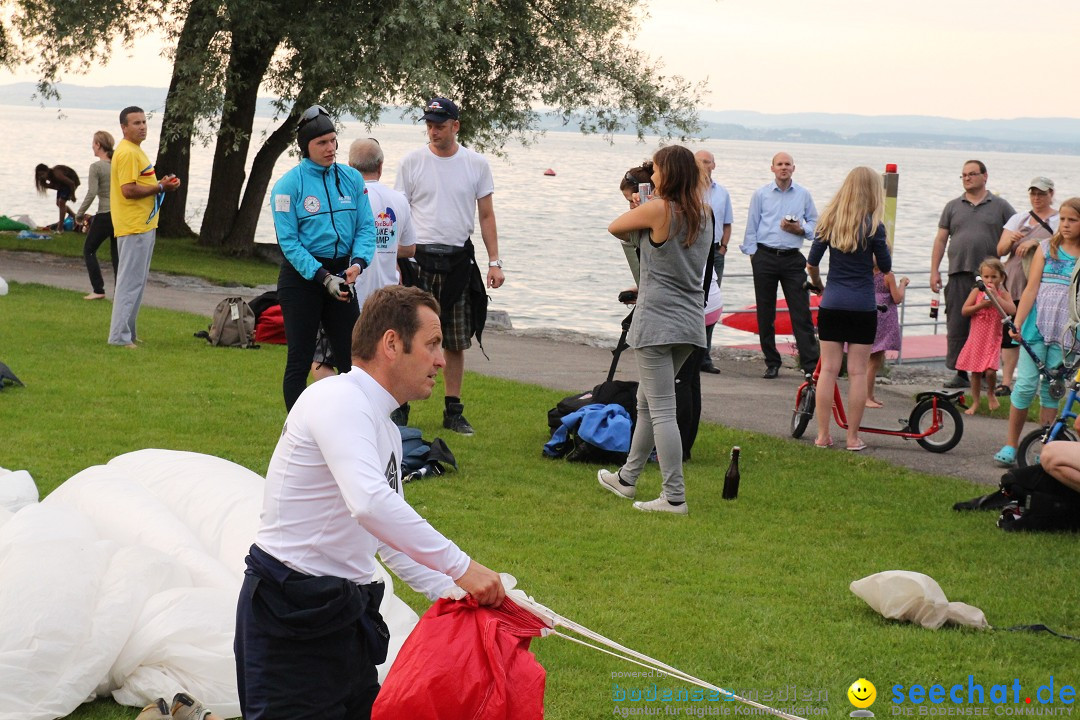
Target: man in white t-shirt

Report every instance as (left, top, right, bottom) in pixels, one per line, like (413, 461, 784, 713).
(395, 97, 504, 436)
(235, 285, 505, 719)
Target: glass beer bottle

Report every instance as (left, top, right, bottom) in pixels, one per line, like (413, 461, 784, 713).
(722, 446, 741, 500)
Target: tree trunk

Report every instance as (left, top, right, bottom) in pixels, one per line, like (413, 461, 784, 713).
(155, 0, 219, 238)
(221, 109, 303, 255)
(197, 29, 280, 248)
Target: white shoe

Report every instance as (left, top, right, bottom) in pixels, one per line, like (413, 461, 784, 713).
(597, 469, 635, 499)
(632, 493, 688, 515)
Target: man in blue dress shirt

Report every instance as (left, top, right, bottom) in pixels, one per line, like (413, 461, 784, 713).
(696, 150, 733, 374)
(740, 152, 820, 378)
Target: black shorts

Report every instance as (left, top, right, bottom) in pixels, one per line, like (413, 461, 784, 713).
(817, 307, 877, 345)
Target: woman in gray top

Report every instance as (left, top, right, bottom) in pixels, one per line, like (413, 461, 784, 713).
(75, 131, 116, 299)
(597, 145, 713, 515)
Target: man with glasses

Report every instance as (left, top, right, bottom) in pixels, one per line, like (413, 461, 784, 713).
(108, 105, 181, 347)
(270, 105, 376, 410)
(395, 97, 503, 435)
(930, 160, 1016, 388)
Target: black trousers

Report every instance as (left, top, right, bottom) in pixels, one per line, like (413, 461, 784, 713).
(235, 547, 384, 720)
(83, 212, 117, 295)
(751, 249, 819, 373)
(675, 345, 705, 460)
(278, 259, 359, 410)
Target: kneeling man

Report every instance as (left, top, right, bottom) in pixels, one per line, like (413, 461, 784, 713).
(235, 285, 505, 719)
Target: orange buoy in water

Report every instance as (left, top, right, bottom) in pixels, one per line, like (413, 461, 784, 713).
(543, 168, 556, 176)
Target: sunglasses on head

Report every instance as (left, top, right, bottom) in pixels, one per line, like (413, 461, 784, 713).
(298, 105, 330, 128)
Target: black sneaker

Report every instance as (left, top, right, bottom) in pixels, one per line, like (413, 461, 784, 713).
(443, 402, 475, 436)
(943, 374, 969, 389)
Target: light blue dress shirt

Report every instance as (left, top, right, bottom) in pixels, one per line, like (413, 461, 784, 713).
(705, 181, 733, 243)
(740, 181, 818, 255)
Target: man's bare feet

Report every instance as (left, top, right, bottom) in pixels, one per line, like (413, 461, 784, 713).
(83, 292, 106, 300)
(865, 398, 883, 409)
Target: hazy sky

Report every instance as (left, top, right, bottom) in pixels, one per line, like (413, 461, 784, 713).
(6, 0, 1079, 119)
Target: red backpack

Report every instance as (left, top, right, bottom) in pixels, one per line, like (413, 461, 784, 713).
(254, 304, 287, 344)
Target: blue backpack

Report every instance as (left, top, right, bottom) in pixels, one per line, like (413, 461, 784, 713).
(399, 427, 458, 482)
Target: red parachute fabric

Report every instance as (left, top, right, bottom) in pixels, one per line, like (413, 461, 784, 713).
(372, 597, 549, 720)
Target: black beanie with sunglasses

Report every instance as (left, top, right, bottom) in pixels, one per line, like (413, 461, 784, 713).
(297, 109, 336, 158)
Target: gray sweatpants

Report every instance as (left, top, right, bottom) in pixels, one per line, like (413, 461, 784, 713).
(619, 343, 694, 503)
(108, 230, 156, 345)
(945, 271, 975, 371)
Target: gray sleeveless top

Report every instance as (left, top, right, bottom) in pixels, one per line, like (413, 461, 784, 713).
(627, 211, 713, 349)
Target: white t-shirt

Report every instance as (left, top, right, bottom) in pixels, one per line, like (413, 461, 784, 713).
(256, 367, 467, 599)
(394, 144, 494, 247)
(355, 180, 416, 312)
(1003, 210, 1059, 234)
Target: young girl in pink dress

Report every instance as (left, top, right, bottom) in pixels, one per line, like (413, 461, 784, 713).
(956, 258, 1015, 415)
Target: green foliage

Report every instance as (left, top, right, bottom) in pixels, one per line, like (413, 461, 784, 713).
(3, 284, 1077, 720)
(0, 232, 279, 286)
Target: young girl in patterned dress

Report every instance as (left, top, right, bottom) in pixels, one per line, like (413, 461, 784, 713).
(866, 266, 909, 408)
(995, 198, 1080, 467)
(956, 258, 1014, 415)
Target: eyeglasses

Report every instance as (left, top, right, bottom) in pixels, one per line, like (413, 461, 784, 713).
(624, 172, 639, 184)
(367, 137, 380, 146)
(960, 171, 985, 179)
(298, 105, 330, 128)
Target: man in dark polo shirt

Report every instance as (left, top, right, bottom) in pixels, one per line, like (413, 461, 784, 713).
(930, 160, 1016, 388)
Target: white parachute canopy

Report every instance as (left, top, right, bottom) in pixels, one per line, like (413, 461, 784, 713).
(0, 450, 421, 720)
(850, 570, 989, 630)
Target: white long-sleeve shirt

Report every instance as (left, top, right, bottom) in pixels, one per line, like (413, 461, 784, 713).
(256, 367, 468, 599)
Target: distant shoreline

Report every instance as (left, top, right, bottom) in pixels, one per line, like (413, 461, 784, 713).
(3, 82, 1080, 157)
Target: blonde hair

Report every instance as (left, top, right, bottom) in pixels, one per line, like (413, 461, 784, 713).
(93, 130, 115, 159)
(1048, 197, 1080, 259)
(815, 166, 884, 253)
(978, 256, 1007, 284)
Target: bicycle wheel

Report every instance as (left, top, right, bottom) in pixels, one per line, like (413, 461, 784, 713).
(911, 397, 964, 453)
(791, 385, 815, 439)
(1017, 426, 1078, 468)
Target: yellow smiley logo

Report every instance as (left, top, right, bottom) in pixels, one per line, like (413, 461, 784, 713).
(848, 678, 877, 709)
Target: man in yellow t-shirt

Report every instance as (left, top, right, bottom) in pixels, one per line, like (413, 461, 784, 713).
(107, 106, 181, 347)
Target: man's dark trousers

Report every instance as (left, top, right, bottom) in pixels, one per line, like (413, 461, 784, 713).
(751, 247, 819, 374)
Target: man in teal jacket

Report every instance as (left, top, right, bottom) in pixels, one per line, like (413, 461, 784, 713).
(271, 105, 376, 410)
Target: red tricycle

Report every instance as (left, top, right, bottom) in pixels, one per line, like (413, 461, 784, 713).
(790, 357, 966, 453)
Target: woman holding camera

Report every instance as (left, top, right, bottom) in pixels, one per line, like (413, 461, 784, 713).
(805, 166, 892, 451)
(598, 145, 713, 515)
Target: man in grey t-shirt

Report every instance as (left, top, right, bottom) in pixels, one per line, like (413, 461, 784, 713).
(929, 160, 1015, 388)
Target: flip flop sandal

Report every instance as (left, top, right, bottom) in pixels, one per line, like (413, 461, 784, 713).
(994, 384, 1012, 397)
(993, 446, 1016, 467)
(135, 699, 171, 720)
(846, 441, 868, 452)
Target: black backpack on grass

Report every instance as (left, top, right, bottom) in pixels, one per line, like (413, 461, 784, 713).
(996, 464, 1080, 533)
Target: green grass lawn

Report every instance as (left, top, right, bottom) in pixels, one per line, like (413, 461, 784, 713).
(0, 231, 279, 288)
(1, 283, 1077, 720)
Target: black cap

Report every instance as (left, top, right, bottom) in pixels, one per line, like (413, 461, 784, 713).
(421, 97, 459, 123)
(297, 106, 336, 157)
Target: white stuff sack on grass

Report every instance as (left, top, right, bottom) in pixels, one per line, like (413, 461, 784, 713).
(850, 570, 989, 630)
(0, 468, 38, 513)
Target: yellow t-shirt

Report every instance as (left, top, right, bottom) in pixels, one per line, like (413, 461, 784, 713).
(110, 139, 160, 237)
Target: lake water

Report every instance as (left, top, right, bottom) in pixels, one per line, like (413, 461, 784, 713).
(6, 104, 1080, 346)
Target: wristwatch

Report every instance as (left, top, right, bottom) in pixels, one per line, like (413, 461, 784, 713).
(488, 259, 503, 268)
